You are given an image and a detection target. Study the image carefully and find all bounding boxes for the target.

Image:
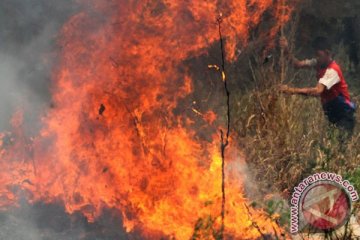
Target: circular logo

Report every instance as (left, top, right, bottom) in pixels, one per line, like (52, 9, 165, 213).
(301, 182, 351, 231)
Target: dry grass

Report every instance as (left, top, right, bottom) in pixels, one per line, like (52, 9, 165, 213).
(228, 45, 360, 237)
(232, 55, 360, 194)
(229, 16, 360, 194)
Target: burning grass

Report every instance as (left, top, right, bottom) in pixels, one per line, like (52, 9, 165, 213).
(0, 1, 297, 239)
(2, 0, 360, 239)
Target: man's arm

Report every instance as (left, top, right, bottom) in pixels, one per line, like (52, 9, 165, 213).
(280, 37, 317, 68)
(279, 83, 325, 96)
(288, 53, 317, 69)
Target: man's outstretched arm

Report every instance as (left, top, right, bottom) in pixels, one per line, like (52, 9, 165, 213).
(280, 37, 317, 68)
(288, 53, 317, 69)
(279, 83, 325, 96)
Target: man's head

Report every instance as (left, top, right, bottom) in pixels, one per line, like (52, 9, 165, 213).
(312, 37, 333, 68)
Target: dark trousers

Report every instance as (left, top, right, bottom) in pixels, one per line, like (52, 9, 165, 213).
(323, 96, 356, 144)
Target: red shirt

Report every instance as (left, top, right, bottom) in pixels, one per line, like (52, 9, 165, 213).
(316, 61, 351, 106)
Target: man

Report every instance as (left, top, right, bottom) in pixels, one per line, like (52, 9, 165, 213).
(279, 36, 356, 138)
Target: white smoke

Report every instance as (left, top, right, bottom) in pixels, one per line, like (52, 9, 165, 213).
(0, 0, 76, 132)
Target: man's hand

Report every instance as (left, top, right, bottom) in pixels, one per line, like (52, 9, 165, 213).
(279, 37, 289, 54)
(279, 37, 312, 68)
(279, 83, 325, 96)
(279, 84, 292, 94)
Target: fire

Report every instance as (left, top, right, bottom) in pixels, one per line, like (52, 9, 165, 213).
(0, 0, 294, 239)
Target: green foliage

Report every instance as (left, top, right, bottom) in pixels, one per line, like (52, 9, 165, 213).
(191, 215, 221, 240)
(344, 167, 360, 193)
(265, 199, 290, 227)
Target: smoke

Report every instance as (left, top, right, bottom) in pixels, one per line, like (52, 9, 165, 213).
(0, 2, 140, 239)
(0, 0, 77, 132)
(0, 201, 130, 240)
(0, 1, 292, 239)
(0, 204, 42, 240)
(0, 1, 89, 239)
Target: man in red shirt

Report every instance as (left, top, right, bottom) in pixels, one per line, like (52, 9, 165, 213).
(279, 36, 356, 136)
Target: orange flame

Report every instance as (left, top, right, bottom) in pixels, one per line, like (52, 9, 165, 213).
(0, 0, 294, 239)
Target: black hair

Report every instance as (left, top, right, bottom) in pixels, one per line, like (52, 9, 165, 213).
(312, 36, 332, 51)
